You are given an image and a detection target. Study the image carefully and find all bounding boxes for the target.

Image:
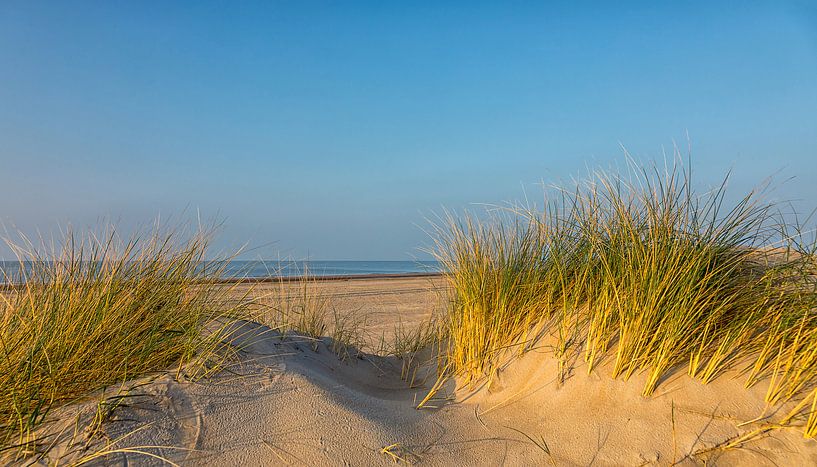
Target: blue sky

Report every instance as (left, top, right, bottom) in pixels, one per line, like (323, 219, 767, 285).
(1, 1, 816, 260)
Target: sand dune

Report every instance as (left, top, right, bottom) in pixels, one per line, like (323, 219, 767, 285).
(28, 277, 817, 465)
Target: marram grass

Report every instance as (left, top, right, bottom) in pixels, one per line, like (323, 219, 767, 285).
(430, 160, 817, 437)
(0, 227, 246, 458)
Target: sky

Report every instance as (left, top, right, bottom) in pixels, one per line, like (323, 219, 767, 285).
(1, 1, 816, 260)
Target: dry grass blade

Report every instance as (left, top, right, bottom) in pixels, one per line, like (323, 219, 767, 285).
(380, 442, 418, 464)
(503, 425, 555, 465)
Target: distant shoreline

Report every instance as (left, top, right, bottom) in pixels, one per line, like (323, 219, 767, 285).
(0, 272, 445, 289)
(215, 271, 444, 283)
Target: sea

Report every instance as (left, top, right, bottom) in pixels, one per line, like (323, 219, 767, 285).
(220, 260, 441, 278)
(0, 260, 442, 282)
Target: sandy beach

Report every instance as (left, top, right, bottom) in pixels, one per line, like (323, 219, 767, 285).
(26, 275, 817, 466)
(6, 2, 817, 465)
(233, 274, 449, 342)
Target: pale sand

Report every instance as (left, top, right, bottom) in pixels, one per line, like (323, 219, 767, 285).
(233, 275, 450, 341)
(35, 276, 817, 465)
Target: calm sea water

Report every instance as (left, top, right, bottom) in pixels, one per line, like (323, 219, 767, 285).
(220, 260, 441, 278)
(0, 260, 441, 282)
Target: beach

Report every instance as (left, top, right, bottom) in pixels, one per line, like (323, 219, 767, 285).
(23, 274, 817, 466)
(6, 2, 817, 464)
(233, 273, 447, 341)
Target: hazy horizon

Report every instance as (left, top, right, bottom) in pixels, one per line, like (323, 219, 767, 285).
(2, 2, 816, 260)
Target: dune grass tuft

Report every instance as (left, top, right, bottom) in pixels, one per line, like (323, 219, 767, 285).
(430, 158, 817, 430)
(260, 274, 369, 359)
(0, 227, 245, 458)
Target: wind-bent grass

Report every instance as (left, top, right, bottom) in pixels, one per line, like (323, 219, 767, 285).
(0, 227, 246, 458)
(430, 158, 817, 437)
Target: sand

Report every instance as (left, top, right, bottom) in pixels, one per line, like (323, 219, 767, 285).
(234, 275, 449, 340)
(27, 276, 817, 466)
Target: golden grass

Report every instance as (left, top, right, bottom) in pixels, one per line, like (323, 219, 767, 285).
(259, 274, 369, 359)
(258, 271, 445, 391)
(0, 227, 246, 459)
(430, 158, 817, 435)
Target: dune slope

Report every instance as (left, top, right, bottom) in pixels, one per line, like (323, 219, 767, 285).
(37, 319, 817, 466)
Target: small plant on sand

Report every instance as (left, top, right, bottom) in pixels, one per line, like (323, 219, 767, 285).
(266, 275, 331, 346)
(380, 441, 419, 464)
(323, 307, 369, 360)
(262, 275, 368, 359)
(0, 226, 245, 460)
(389, 318, 442, 387)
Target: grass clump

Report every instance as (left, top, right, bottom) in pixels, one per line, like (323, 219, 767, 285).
(261, 271, 445, 382)
(260, 274, 368, 359)
(266, 275, 332, 343)
(0, 227, 244, 458)
(430, 215, 551, 382)
(431, 157, 817, 420)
